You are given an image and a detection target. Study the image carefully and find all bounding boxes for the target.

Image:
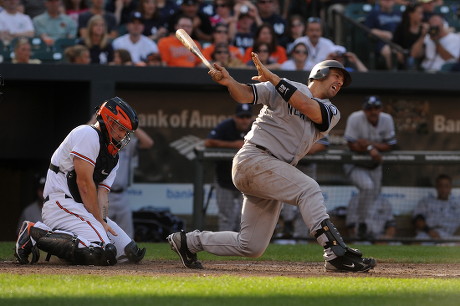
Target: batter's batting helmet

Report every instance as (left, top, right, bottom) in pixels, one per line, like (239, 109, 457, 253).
(96, 97, 139, 156)
(308, 60, 352, 87)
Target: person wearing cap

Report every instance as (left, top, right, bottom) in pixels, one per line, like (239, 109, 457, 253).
(204, 103, 254, 231)
(169, 0, 213, 42)
(17, 175, 45, 234)
(167, 55, 377, 273)
(343, 95, 397, 240)
(112, 11, 159, 64)
(32, 0, 77, 47)
(326, 45, 368, 72)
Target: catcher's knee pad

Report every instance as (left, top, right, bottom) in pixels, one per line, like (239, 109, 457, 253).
(36, 232, 79, 261)
(30, 227, 50, 241)
(314, 219, 349, 257)
(74, 243, 118, 266)
(124, 241, 146, 263)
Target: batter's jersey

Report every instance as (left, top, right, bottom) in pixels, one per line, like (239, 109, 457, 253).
(344, 111, 397, 146)
(413, 195, 460, 236)
(44, 125, 118, 198)
(246, 79, 340, 166)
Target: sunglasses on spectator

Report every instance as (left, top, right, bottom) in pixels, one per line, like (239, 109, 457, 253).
(307, 17, 321, 23)
(294, 50, 308, 55)
(237, 115, 252, 119)
(216, 4, 229, 8)
(257, 49, 269, 53)
(215, 30, 228, 34)
(258, 0, 272, 4)
(215, 50, 229, 54)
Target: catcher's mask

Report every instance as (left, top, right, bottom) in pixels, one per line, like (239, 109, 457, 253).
(308, 60, 352, 88)
(96, 97, 139, 156)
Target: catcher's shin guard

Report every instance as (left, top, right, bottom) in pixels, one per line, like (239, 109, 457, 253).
(36, 232, 79, 262)
(124, 240, 146, 263)
(73, 243, 117, 266)
(314, 219, 354, 257)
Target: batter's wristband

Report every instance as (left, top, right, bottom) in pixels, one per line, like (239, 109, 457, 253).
(275, 79, 297, 102)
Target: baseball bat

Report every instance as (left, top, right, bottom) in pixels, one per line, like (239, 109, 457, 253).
(175, 29, 223, 80)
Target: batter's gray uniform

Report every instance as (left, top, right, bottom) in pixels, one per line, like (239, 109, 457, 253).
(108, 137, 139, 239)
(185, 80, 341, 261)
(343, 110, 396, 227)
(413, 195, 460, 239)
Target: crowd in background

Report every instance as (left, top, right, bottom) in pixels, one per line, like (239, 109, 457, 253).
(1, 0, 459, 71)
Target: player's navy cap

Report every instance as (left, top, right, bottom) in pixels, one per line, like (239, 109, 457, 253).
(363, 95, 382, 109)
(128, 11, 143, 23)
(235, 104, 253, 117)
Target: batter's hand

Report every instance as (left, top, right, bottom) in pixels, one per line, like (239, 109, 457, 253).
(103, 221, 117, 236)
(209, 62, 228, 84)
(251, 52, 277, 83)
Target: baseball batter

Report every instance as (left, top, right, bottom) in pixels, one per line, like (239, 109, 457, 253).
(343, 95, 397, 240)
(167, 53, 376, 272)
(15, 97, 146, 265)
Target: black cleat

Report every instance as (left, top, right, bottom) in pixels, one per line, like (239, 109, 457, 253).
(325, 248, 376, 273)
(15, 221, 36, 264)
(167, 230, 203, 269)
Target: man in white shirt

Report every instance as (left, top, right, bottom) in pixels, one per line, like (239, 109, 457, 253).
(291, 17, 336, 71)
(412, 14, 460, 72)
(112, 11, 159, 64)
(0, 0, 34, 45)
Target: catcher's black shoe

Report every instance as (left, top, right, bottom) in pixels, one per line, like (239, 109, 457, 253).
(15, 221, 39, 264)
(325, 248, 376, 273)
(167, 230, 203, 269)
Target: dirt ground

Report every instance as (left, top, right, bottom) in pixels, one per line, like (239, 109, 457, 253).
(2, 260, 460, 278)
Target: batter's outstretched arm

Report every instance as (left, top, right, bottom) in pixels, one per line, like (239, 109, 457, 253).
(250, 52, 323, 124)
(209, 63, 255, 104)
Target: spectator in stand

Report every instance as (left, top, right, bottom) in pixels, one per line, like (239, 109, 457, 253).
(112, 11, 159, 64)
(363, 0, 402, 70)
(346, 193, 396, 241)
(63, 0, 89, 24)
(0, 0, 34, 46)
(279, 14, 306, 53)
(20, 0, 46, 19)
(326, 45, 368, 72)
(280, 41, 308, 71)
(392, 2, 426, 70)
(210, 0, 235, 31)
(78, 15, 114, 64)
(64, 44, 91, 64)
(411, 14, 460, 72)
(242, 23, 287, 65)
(32, 0, 77, 48)
(202, 23, 243, 62)
(255, 0, 286, 40)
(110, 48, 134, 65)
(12, 37, 41, 63)
(157, 15, 202, 67)
(232, 10, 257, 56)
(292, 17, 336, 71)
(246, 41, 280, 69)
(78, 0, 118, 39)
(156, 0, 180, 22)
(413, 174, 460, 240)
(210, 42, 246, 68)
(418, 0, 438, 23)
(169, 0, 213, 43)
(105, 0, 139, 26)
(138, 0, 169, 42)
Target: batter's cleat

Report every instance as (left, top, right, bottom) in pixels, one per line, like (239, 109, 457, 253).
(15, 221, 36, 264)
(325, 248, 376, 273)
(167, 230, 203, 269)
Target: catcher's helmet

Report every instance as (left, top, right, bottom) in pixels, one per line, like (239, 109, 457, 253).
(96, 97, 139, 156)
(308, 60, 352, 88)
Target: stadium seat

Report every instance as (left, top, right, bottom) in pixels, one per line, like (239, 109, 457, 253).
(435, 4, 460, 31)
(10, 37, 49, 52)
(32, 50, 63, 63)
(344, 3, 374, 23)
(440, 62, 456, 72)
(53, 38, 78, 52)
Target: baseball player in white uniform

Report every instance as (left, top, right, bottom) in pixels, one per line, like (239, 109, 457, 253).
(413, 174, 460, 239)
(15, 97, 146, 265)
(167, 53, 376, 272)
(343, 96, 397, 240)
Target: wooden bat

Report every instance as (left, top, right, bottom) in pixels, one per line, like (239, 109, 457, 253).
(175, 29, 223, 80)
